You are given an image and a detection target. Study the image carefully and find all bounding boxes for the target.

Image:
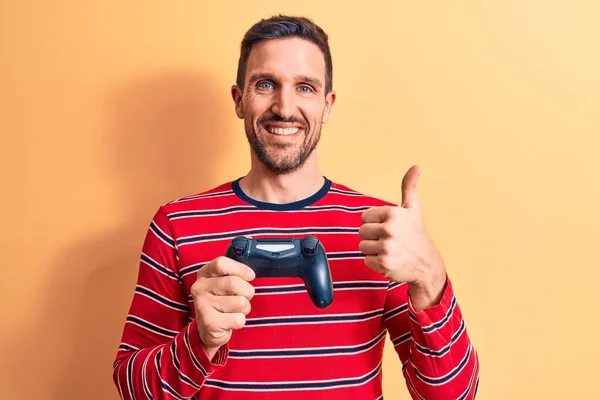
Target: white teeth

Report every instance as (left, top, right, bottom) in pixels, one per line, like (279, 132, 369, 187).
(267, 126, 300, 135)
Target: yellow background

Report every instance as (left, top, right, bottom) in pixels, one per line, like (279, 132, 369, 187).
(1, 1, 599, 399)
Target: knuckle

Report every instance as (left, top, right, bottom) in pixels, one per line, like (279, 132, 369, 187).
(382, 223, 394, 237)
(387, 206, 400, 220)
(381, 240, 393, 255)
(191, 285, 206, 302)
(236, 296, 247, 310)
(226, 276, 239, 293)
(190, 281, 201, 296)
(212, 257, 227, 272)
(377, 254, 390, 270)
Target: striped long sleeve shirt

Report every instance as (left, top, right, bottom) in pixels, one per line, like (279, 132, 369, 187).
(113, 177, 480, 399)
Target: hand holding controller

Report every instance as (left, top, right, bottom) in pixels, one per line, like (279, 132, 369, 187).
(225, 236, 333, 308)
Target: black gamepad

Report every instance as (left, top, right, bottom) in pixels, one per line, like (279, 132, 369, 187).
(225, 236, 333, 308)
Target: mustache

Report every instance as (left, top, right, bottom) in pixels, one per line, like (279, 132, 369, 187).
(258, 115, 307, 127)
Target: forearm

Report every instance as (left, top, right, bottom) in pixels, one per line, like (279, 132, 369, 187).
(113, 320, 227, 400)
(404, 279, 480, 399)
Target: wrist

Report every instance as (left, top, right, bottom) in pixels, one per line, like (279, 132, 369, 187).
(408, 262, 447, 312)
(203, 345, 221, 362)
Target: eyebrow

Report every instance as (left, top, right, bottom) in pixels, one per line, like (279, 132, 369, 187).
(248, 72, 323, 90)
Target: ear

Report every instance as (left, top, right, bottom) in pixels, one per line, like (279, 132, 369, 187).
(321, 90, 336, 124)
(231, 85, 245, 119)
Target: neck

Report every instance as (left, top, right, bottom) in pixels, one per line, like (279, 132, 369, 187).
(239, 152, 324, 204)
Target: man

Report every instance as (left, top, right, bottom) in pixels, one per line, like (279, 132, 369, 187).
(113, 15, 479, 399)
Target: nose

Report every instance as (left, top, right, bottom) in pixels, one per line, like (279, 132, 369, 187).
(271, 86, 296, 121)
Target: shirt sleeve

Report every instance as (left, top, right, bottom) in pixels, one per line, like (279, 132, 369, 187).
(383, 275, 480, 399)
(112, 206, 228, 399)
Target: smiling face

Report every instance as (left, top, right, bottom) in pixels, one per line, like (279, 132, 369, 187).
(232, 37, 336, 175)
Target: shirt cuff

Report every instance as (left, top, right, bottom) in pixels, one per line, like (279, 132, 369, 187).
(407, 274, 455, 327)
(187, 319, 229, 374)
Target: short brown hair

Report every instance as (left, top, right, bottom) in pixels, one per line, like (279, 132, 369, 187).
(236, 15, 333, 94)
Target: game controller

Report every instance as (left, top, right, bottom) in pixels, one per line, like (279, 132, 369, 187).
(225, 236, 333, 308)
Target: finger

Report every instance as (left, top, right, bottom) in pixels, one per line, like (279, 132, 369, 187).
(358, 239, 381, 256)
(361, 206, 392, 224)
(359, 222, 393, 240)
(363, 255, 381, 273)
(217, 312, 247, 331)
(199, 256, 255, 281)
(211, 295, 252, 315)
(401, 165, 422, 209)
(208, 275, 256, 300)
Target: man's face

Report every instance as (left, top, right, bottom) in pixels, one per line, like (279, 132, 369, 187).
(232, 37, 336, 175)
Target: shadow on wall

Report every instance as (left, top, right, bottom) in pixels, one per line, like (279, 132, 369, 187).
(19, 71, 238, 399)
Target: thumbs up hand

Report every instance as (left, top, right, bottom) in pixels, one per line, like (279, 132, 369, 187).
(358, 165, 447, 311)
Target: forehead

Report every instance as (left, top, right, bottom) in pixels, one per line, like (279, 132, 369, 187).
(245, 37, 326, 82)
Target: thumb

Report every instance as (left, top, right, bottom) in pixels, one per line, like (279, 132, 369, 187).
(401, 165, 422, 208)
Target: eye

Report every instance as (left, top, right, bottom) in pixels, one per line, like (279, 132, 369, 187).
(298, 85, 313, 93)
(257, 81, 274, 90)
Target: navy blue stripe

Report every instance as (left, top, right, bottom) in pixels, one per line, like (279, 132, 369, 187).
(170, 342, 180, 369)
(421, 297, 457, 333)
(142, 352, 154, 400)
(232, 177, 332, 211)
(414, 320, 465, 357)
(413, 344, 472, 385)
(388, 282, 402, 290)
(162, 383, 185, 400)
(185, 329, 208, 376)
(170, 206, 260, 218)
(328, 252, 364, 259)
(254, 285, 305, 294)
(141, 254, 179, 280)
(171, 342, 200, 389)
(126, 351, 137, 398)
(180, 253, 364, 277)
(126, 316, 176, 338)
(383, 304, 408, 320)
(136, 286, 188, 311)
(328, 188, 364, 197)
(254, 281, 388, 295)
(245, 309, 383, 326)
(205, 362, 382, 390)
(178, 227, 358, 245)
(392, 332, 412, 346)
(457, 359, 479, 400)
(180, 263, 205, 276)
(229, 331, 386, 358)
(308, 205, 371, 211)
(169, 205, 372, 219)
(335, 282, 387, 289)
(156, 349, 162, 374)
(150, 222, 175, 247)
(405, 372, 425, 400)
(119, 343, 138, 351)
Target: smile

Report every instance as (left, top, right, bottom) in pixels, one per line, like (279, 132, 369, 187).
(266, 126, 301, 135)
